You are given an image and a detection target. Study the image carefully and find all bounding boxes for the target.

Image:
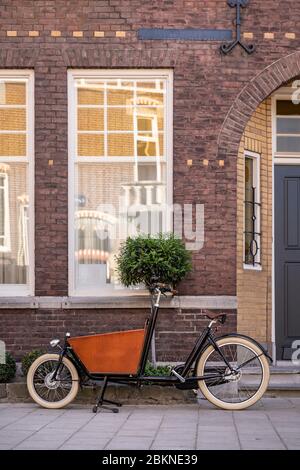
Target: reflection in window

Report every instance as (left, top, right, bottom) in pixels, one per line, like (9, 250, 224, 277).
(0, 170, 10, 252)
(75, 79, 164, 158)
(0, 76, 31, 290)
(276, 100, 300, 153)
(70, 73, 172, 294)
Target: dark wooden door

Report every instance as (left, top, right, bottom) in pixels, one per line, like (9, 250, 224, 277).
(275, 165, 300, 359)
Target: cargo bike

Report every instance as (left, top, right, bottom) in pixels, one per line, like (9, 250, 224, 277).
(27, 283, 271, 412)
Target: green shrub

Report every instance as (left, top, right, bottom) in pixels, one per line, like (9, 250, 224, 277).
(0, 352, 16, 383)
(144, 361, 171, 377)
(21, 350, 44, 376)
(116, 233, 192, 289)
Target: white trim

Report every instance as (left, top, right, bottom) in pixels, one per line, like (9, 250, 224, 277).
(0, 157, 30, 163)
(271, 94, 276, 360)
(243, 264, 262, 271)
(0, 70, 34, 296)
(273, 157, 300, 164)
(0, 172, 11, 253)
(76, 156, 167, 163)
(68, 69, 173, 297)
(273, 92, 300, 157)
(68, 71, 76, 297)
(243, 150, 261, 268)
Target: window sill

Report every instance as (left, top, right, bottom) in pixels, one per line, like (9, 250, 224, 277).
(0, 295, 237, 310)
(243, 264, 262, 272)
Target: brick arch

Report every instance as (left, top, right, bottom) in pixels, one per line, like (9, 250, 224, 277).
(0, 47, 39, 67)
(62, 46, 181, 68)
(217, 50, 300, 160)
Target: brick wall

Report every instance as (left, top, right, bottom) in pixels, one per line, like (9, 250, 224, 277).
(0, 1, 300, 359)
(0, 307, 236, 361)
(236, 99, 273, 347)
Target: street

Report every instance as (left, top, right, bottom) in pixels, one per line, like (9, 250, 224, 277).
(0, 397, 299, 450)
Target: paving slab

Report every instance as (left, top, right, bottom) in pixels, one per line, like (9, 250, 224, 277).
(0, 398, 299, 450)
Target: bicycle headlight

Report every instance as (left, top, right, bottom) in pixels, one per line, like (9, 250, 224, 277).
(50, 339, 60, 348)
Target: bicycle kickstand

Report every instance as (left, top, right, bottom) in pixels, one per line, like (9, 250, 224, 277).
(92, 376, 122, 414)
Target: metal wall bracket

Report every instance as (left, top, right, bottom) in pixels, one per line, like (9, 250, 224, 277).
(221, 0, 255, 54)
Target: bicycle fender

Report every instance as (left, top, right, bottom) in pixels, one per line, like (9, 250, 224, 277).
(213, 333, 273, 363)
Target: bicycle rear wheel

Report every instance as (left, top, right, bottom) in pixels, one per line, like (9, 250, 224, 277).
(196, 336, 270, 410)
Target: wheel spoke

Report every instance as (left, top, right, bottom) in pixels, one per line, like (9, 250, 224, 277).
(33, 360, 73, 403)
(201, 341, 265, 405)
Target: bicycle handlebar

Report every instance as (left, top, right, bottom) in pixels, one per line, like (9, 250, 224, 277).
(149, 283, 177, 296)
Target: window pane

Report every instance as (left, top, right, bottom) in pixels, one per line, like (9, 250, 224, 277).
(137, 163, 157, 181)
(78, 108, 104, 131)
(77, 85, 104, 105)
(137, 107, 164, 131)
(78, 134, 104, 157)
(75, 161, 167, 292)
(107, 107, 134, 131)
(0, 177, 5, 238)
(108, 134, 134, 157)
(277, 117, 300, 134)
(0, 134, 26, 157)
(107, 83, 133, 106)
(277, 136, 300, 152)
(0, 82, 26, 105)
(0, 163, 29, 285)
(277, 100, 300, 115)
(0, 109, 26, 131)
(245, 157, 254, 265)
(136, 85, 164, 106)
(138, 117, 153, 132)
(137, 140, 157, 157)
(137, 81, 158, 90)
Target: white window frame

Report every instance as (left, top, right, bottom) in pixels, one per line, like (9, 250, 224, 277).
(272, 88, 300, 161)
(243, 150, 261, 270)
(68, 69, 173, 297)
(0, 70, 34, 296)
(0, 171, 11, 253)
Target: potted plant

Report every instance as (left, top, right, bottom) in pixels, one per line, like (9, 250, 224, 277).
(116, 233, 192, 366)
(116, 233, 192, 290)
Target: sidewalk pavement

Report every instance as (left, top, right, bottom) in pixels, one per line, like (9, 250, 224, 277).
(0, 397, 299, 450)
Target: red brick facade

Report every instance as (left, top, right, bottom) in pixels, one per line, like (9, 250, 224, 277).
(0, 1, 300, 359)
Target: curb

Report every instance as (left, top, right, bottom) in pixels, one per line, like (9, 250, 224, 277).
(0, 381, 196, 405)
(1, 381, 300, 405)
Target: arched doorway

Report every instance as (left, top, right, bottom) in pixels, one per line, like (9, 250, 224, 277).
(217, 53, 300, 361)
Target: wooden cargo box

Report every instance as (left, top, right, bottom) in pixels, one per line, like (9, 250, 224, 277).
(68, 329, 146, 374)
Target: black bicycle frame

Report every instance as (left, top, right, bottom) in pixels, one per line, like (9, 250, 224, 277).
(52, 289, 233, 387)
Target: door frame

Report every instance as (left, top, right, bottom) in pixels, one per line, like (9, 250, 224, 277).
(271, 90, 300, 362)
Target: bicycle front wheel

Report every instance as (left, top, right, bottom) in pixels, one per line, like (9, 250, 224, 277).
(196, 336, 270, 410)
(27, 353, 79, 409)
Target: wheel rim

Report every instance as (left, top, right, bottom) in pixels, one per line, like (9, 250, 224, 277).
(202, 342, 264, 404)
(33, 360, 73, 403)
